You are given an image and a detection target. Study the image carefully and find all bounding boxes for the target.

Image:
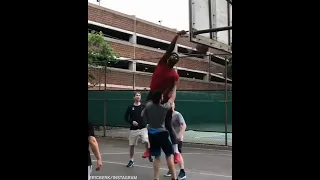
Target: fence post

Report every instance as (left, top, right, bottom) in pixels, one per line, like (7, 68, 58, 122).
(226, 2, 231, 146)
(103, 100, 107, 137)
(133, 16, 137, 90)
(133, 72, 136, 90)
(224, 57, 228, 146)
(98, 67, 101, 90)
(104, 63, 107, 91)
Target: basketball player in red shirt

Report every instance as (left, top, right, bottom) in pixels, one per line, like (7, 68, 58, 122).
(147, 30, 186, 100)
(143, 30, 187, 164)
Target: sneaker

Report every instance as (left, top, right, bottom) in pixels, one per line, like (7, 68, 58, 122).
(142, 149, 151, 158)
(164, 171, 172, 177)
(148, 155, 153, 162)
(126, 160, 134, 167)
(174, 153, 181, 164)
(178, 170, 186, 180)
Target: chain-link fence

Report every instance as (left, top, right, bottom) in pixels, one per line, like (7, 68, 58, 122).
(88, 63, 232, 147)
(89, 90, 232, 146)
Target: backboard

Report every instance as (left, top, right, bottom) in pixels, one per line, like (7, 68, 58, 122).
(189, 0, 232, 53)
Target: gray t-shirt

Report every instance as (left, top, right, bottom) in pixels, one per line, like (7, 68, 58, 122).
(143, 101, 171, 132)
(171, 111, 186, 136)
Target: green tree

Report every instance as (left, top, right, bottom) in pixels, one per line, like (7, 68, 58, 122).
(88, 31, 119, 82)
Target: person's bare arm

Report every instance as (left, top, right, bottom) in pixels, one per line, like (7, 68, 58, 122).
(179, 115, 187, 138)
(88, 122, 102, 171)
(162, 72, 179, 103)
(158, 30, 187, 64)
(168, 86, 177, 104)
(89, 136, 102, 162)
(180, 123, 186, 133)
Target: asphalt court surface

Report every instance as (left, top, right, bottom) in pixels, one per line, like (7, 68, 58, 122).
(90, 138, 232, 180)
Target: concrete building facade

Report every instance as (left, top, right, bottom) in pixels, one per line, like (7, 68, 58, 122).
(88, 3, 232, 90)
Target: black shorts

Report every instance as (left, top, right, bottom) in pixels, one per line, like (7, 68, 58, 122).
(148, 131, 174, 157)
(178, 140, 183, 153)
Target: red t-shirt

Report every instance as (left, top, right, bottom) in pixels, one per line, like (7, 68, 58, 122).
(149, 63, 179, 93)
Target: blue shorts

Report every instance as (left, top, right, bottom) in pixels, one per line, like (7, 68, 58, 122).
(148, 130, 174, 157)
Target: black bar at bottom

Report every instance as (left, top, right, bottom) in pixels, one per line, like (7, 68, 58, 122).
(193, 26, 232, 35)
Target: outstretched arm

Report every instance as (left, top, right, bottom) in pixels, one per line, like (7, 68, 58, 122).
(158, 30, 187, 64)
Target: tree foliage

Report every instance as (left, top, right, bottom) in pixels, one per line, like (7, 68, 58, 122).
(88, 31, 119, 65)
(88, 31, 119, 82)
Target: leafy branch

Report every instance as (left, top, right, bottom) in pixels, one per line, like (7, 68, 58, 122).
(88, 31, 119, 83)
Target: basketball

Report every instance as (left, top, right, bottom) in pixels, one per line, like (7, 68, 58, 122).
(196, 44, 209, 54)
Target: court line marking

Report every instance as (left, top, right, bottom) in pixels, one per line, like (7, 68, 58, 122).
(93, 152, 231, 157)
(183, 146, 232, 152)
(99, 144, 232, 153)
(97, 142, 232, 153)
(100, 152, 143, 155)
(182, 152, 232, 157)
(92, 160, 232, 178)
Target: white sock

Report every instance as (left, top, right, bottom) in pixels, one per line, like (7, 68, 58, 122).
(173, 144, 179, 153)
(130, 158, 134, 161)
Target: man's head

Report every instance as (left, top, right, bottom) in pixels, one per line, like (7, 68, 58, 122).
(167, 52, 180, 68)
(133, 92, 141, 102)
(151, 91, 163, 104)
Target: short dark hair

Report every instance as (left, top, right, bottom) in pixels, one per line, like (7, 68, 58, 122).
(170, 52, 179, 58)
(133, 91, 141, 96)
(151, 91, 162, 104)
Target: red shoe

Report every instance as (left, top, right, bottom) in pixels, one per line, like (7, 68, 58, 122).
(142, 149, 150, 158)
(174, 153, 181, 164)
